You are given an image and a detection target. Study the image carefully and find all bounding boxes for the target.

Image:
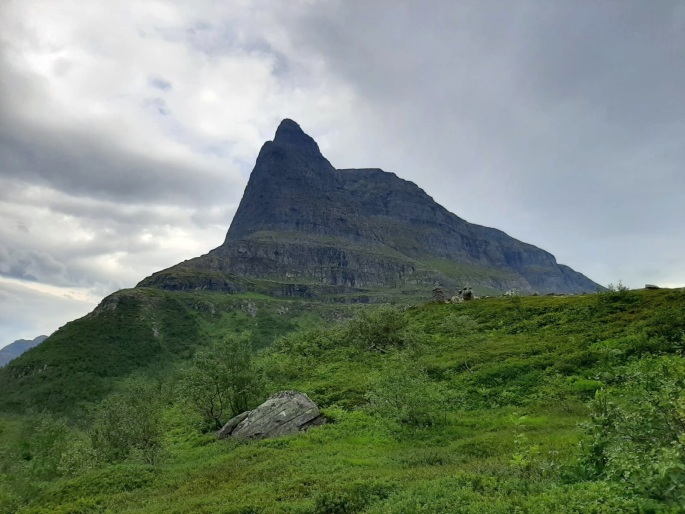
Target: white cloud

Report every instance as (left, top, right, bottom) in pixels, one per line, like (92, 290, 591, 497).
(0, 278, 96, 346)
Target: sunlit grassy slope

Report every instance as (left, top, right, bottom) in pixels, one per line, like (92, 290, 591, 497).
(3, 288, 684, 513)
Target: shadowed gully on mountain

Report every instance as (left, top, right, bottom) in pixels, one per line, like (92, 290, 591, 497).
(139, 119, 601, 296)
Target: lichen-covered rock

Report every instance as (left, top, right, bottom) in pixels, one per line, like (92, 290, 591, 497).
(217, 391, 325, 440)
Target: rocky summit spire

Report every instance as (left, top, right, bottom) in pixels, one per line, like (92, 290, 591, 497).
(223, 119, 336, 242)
(272, 118, 321, 155)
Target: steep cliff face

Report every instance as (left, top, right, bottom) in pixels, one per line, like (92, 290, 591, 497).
(139, 119, 600, 295)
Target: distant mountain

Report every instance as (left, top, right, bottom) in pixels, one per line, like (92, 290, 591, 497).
(0, 335, 48, 367)
(140, 119, 601, 296)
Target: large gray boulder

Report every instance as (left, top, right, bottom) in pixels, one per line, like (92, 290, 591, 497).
(218, 391, 325, 440)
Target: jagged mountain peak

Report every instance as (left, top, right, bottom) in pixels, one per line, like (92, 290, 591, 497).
(271, 118, 321, 155)
(251, 119, 332, 175)
(274, 118, 304, 138)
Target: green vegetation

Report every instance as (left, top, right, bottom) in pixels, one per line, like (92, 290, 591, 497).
(1, 288, 685, 512)
(90, 376, 166, 465)
(421, 259, 520, 296)
(179, 333, 264, 430)
(0, 289, 358, 415)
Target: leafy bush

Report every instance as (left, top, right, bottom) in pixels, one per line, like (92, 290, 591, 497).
(0, 476, 20, 513)
(581, 356, 685, 505)
(178, 333, 264, 430)
(90, 376, 165, 465)
(606, 281, 630, 293)
(365, 354, 445, 428)
(271, 328, 337, 358)
(596, 281, 641, 312)
(341, 306, 417, 352)
(644, 308, 685, 345)
(509, 414, 562, 481)
(11, 415, 96, 480)
(438, 314, 484, 342)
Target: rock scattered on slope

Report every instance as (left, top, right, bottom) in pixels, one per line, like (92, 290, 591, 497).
(218, 391, 325, 440)
(450, 285, 477, 303)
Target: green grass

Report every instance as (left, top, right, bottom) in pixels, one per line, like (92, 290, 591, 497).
(419, 259, 521, 295)
(1, 288, 684, 512)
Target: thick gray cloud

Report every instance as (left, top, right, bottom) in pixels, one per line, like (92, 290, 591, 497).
(0, 246, 68, 284)
(285, 0, 685, 287)
(1, 0, 684, 347)
(0, 51, 243, 207)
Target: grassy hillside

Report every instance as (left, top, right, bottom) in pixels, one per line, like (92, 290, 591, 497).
(0, 287, 359, 415)
(1, 288, 684, 512)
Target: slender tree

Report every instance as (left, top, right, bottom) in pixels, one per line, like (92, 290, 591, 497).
(179, 333, 263, 430)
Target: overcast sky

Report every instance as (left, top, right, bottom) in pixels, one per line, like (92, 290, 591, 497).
(1, 0, 684, 347)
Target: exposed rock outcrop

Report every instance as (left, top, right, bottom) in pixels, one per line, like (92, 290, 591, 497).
(218, 391, 325, 440)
